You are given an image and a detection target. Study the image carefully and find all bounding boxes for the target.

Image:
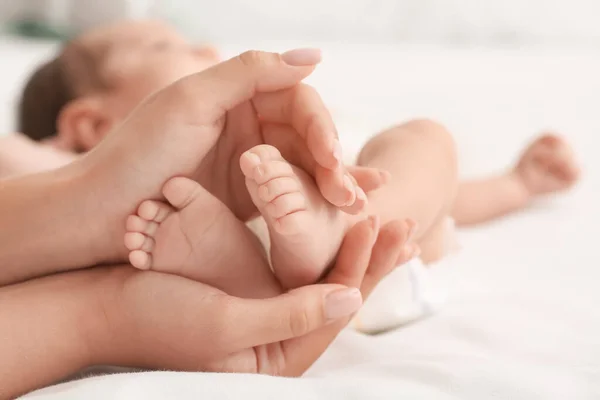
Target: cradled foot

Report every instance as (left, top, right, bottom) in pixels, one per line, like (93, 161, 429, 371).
(514, 133, 580, 197)
(124, 176, 281, 298)
(125, 199, 172, 270)
(124, 177, 225, 275)
(240, 145, 352, 289)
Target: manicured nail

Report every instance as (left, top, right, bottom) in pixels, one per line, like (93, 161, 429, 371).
(325, 288, 362, 321)
(333, 140, 343, 163)
(281, 48, 322, 66)
(356, 186, 367, 202)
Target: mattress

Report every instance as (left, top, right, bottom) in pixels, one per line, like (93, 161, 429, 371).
(2, 38, 599, 399)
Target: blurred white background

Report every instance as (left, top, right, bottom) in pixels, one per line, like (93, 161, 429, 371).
(1, 0, 600, 46)
(0, 0, 598, 175)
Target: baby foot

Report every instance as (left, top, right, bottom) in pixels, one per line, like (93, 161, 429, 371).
(124, 177, 280, 297)
(514, 133, 580, 198)
(240, 145, 353, 289)
(124, 177, 222, 274)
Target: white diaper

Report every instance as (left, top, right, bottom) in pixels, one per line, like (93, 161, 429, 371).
(352, 218, 458, 334)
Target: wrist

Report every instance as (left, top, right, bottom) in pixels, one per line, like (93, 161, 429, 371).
(0, 268, 119, 399)
(507, 170, 532, 208)
(83, 266, 137, 367)
(61, 158, 130, 266)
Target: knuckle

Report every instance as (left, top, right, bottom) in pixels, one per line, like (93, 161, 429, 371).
(288, 305, 312, 337)
(238, 50, 280, 69)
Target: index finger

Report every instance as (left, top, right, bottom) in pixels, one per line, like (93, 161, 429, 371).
(253, 84, 341, 170)
(254, 86, 361, 209)
(163, 49, 320, 125)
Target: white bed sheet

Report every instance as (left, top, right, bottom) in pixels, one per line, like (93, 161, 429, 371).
(3, 39, 599, 399)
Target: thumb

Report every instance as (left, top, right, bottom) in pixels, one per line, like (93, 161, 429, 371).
(226, 284, 362, 352)
(169, 48, 322, 123)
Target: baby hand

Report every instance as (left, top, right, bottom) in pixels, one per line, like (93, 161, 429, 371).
(514, 133, 580, 197)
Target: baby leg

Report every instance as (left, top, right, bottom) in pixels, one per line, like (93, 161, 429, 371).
(124, 177, 282, 299)
(357, 119, 459, 264)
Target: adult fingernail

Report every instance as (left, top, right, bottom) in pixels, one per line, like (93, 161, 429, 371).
(333, 140, 343, 163)
(325, 288, 362, 321)
(356, 186, 367, 202)
(282, 48, 322, 66)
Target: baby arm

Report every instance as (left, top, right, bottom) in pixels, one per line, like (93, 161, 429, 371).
(452, 134, 579, 226)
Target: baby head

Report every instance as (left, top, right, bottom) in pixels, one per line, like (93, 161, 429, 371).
(18, 20, 219, 152)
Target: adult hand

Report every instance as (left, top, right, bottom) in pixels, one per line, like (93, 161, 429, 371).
(75, 48, 387, 265)
(0, 49, 390, 286)
(86, 48, 384, 220)
(96, 218, 417, 376)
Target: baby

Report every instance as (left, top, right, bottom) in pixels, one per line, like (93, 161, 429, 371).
(9, 20, 580, 321)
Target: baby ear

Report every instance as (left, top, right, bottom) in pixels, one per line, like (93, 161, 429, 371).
(56, 97, 114, 152)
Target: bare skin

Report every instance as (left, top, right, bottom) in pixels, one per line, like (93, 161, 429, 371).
(125, 124, 580, 296)
(124, 119, 456, 296)
(0, 50, 386, 286)
(0, 218, 414, 400)
(125, 176, 283, 298)
(452, 133, 580, 226)
(125, 142, 414, 294)
(0, 134, 75, 179)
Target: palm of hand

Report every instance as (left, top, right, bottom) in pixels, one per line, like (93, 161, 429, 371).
(121, 271, 312, 376)
(196, 101, 333, 222)
(195, 102, 266, 221)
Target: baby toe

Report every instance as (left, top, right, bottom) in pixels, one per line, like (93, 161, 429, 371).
(124, 232, 151, 251)
(258, 176, 300, 203)
(253, 160, 295, 185)
(240, 145, 283, 178)
(141, 236, 155, 253)
(129, 250, 152, 270)
(138, 200, 171, 222)
(126, 215, 159, 236)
